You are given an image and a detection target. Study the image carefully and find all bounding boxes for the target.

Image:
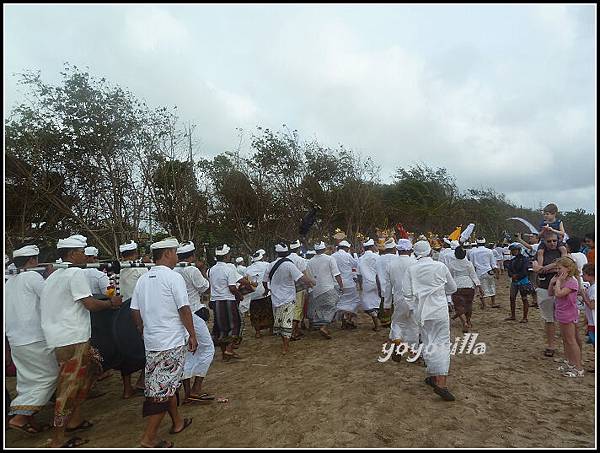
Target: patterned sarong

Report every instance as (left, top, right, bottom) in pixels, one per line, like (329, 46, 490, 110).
(307, 288, 339, 328)
(452, 288, 475, 315)
(480, 273, 496, 297)
(53, 341, 102, 427)
(145, 345, 186, 402)
(273, 302, 295, 338)
(249, 296, 274, 330)
(211, 300, 243, 346)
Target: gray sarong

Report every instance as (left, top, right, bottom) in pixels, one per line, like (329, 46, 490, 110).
(307, 288, 339, 328)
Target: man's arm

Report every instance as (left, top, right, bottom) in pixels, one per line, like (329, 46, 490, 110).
(80, 295, 123, 312)
(334, 274, 343, 289)
(178, 305, 198, 353)
(229, 285, 244, 301)
(131, 308, 144, 335)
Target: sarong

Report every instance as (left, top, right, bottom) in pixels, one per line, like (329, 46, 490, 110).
(451, 288, 475, 315)
(293, 290, 306, 322)
(360, 284, 381, 312)
(421, 316, 451, 377)
(183, 314, 214, 380)
(389, 297, 419, 345)
(249, 296, 274, 330)
(211, 300, 242, 346)
(479, 273, 496, 297)
(143, 344, 186, 417)
(336, 285, 360, 314)
(53, 341, 102, 427)
(308, 288, 339, 328)
(9, 341, 59, 416)
(273, 302, 295, 338)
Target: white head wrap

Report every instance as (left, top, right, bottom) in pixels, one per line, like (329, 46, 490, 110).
(306, 250, 316, 256)
(215, 244, 231, 256)
(450, 240, 460, 250)
(384, 238, 396, 250)
(396, 239, 413, 251)
(235, 257, 244, 264)
(460, 223, 475, 244)
(151, 238, 180, 250)
(443, 238, 451, 246)
(119, 240, 138, 253)
(251, 250, 265, 262)
(338, 240, 351, 248)
(5, 255, 9, 265)
(275, 243, 289, 253)
(413, 240, 432, 258)
(289, 240, 301, 250)
(177, 241, 196, 254)
(314, 241, 327, 251)
(476, 238, 486, 245)
(13, 245, 40, 258)
(363, 238, 375, 247)
(84, 246, 99, 257)
(57, 234, 87, 249)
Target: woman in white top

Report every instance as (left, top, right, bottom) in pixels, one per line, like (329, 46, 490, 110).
(447, 246, 482, 333)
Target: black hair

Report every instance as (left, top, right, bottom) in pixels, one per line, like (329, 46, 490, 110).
(13, 255, 36, 268)
(177, 250, 195, 261)
(57, 248, 78, 260)
(121, 250, 137, 259)
(454, 246, 466, 260)
(152, 248, 169, 262)
(566, 237, 582, 253)
(584, 232, 595, 241)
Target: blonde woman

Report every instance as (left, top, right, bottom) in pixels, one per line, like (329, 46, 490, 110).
(548, 257, 584, 377)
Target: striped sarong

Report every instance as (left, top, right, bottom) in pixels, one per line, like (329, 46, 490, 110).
(211, 299, 242, 346)
(307, 288, 339, 328)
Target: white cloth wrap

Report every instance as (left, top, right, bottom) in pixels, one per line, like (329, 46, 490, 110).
(421, 315, 451, 376)
(183, 315, 215, 379)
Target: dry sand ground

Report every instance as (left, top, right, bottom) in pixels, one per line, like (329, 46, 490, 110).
(5, 276, 596, 448)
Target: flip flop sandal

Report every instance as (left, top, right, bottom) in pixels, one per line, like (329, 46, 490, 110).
(188, 393, 215, 402)
(169, 418, 192, 435)
(319, 329, 332, 339)
(424, 376, 436, 388)
(141, 439, 174, 448)
(520, 319, 529, 323)
(8, 422, 44, 435)
(433, 386, 456, 401)
(61, 436, 90, 448)
(66, 420, 94, 433)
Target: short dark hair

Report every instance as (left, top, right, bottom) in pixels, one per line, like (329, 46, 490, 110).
(543, 203, 558, 214)
(584, 232, 595, 241)
(582, 263, 594, 276)
(177, 250, 195, 261)
(13, 255, 36, 268)
(152, 248, 169, 262)
(454, 247, 466, 260)
(57, 247, 79, 260)
(121, 250, 137, 260)
(277, 251, 290, 258)
(566, 238, 581, 253)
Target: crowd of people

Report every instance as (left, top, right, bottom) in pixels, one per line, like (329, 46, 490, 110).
(4, 203, 595, 448)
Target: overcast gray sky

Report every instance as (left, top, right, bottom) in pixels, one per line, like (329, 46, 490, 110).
(4, 4, 597, 213)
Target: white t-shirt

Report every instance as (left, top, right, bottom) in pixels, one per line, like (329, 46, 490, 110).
(306, 253, 340, 298)
(84, 268, 110, 295)
(175, 264, 210, 312)
(263, 258, 303, 308)
(131, 265, 190, 351)
(119, 267, 148, 301)
(331, 249, 357, 287)
(236, 264, 247, 276)
(5, 271, 46, 347)
(585, 283, 595, 327)
(244, 260, 270, 300)
(358, 250, 379, 287)
(288, 252, 308, 272)
(40, 267, 93, 349)
(209, 262, 242, 301)
(468, 247, 497, 277)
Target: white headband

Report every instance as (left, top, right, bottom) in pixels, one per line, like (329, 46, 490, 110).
(57, 235, 87, 249)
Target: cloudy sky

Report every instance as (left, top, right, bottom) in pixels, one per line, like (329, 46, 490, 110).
(4, 4, 597, 213)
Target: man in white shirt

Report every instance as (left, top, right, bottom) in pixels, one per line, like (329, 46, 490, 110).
(41, 235, 123, 448)
(359, 239, 381, 331)
(175, 241, 214, 405)
(384, 239, 418, 360)
(263, 243, 315, 353)
(235, 257, 247, 277)
(376, 239, 397, 328)
(468, 238, 499, 309)
(402, 241, 457, 401)
(131, 238, 197, 448)
(307, 241, 343, 338)
(288, 239, 310, 340)
(6, 244, 59, 434)
(117, 240, 148, 399)
(245, 249, 273, 337)
(83, 246, 110, 295)
(332, 240, 359, 329)
(209, 244, 245, 361)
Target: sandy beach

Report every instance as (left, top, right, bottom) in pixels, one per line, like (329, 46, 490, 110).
(5, 276, 595, 448)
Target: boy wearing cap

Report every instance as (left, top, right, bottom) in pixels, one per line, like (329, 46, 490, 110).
(40, 235, 123, 448)
(245, 249, 274, 337)
(6, 244, 59, 435)
(83, 246, 110, 296)
(505, 243, 532, 323)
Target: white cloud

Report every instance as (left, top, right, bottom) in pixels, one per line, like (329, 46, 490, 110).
(124, 6, 191, 53)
